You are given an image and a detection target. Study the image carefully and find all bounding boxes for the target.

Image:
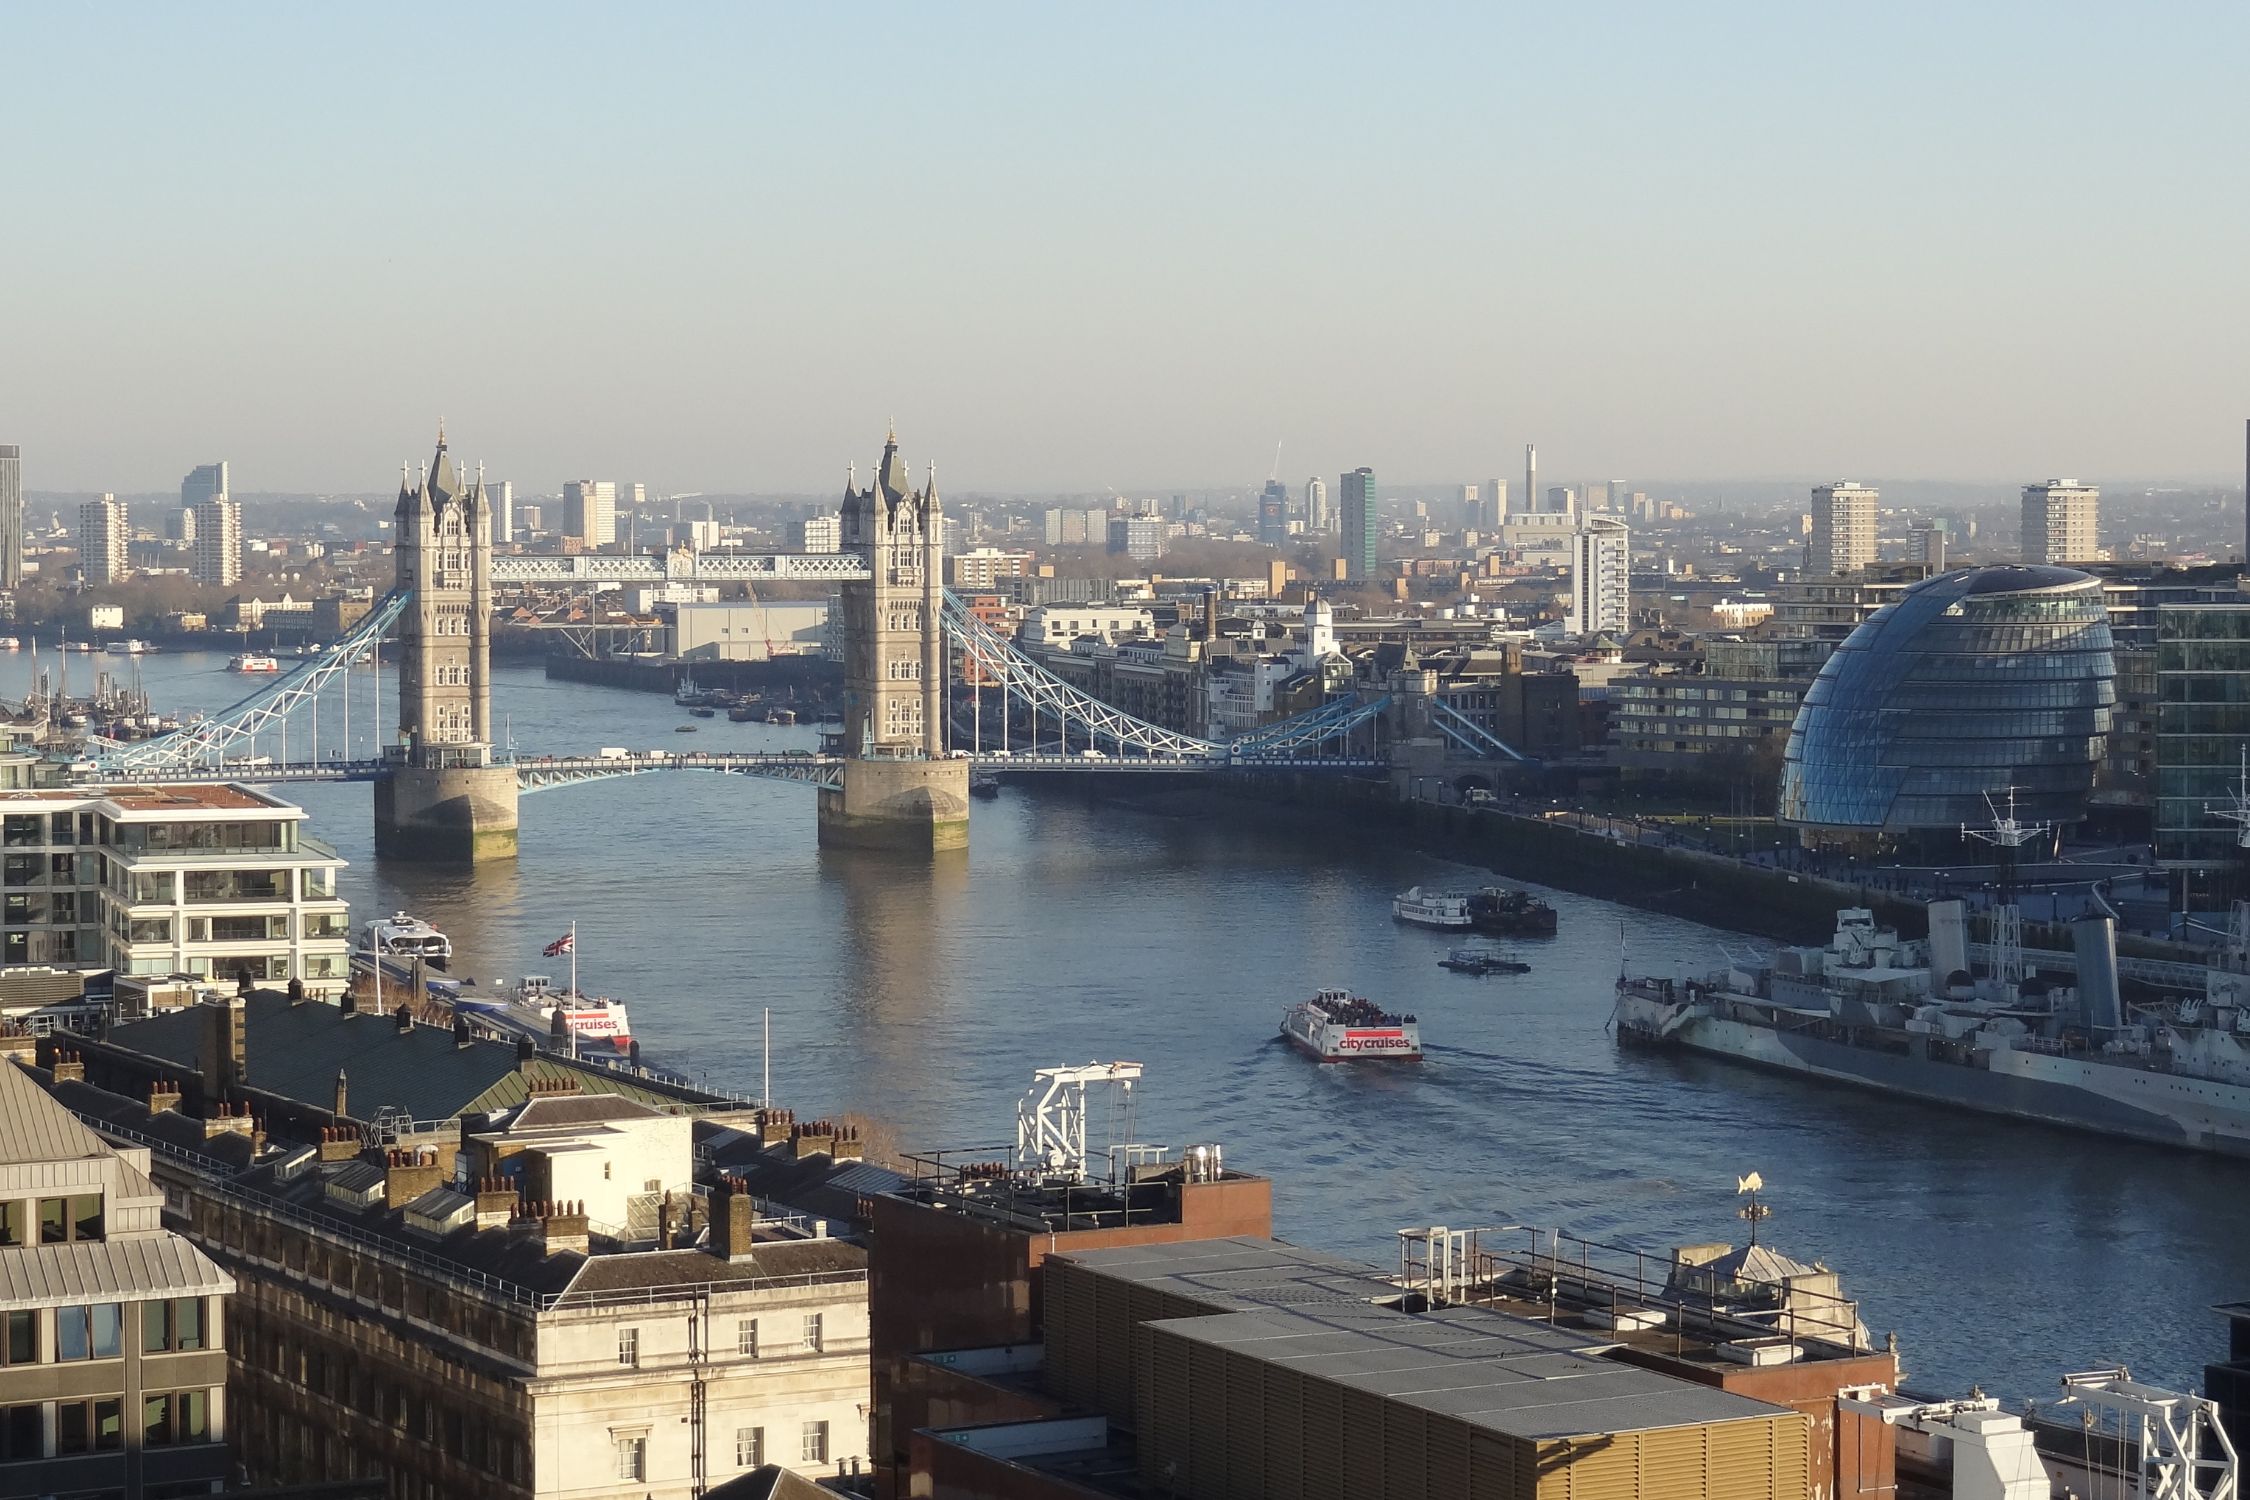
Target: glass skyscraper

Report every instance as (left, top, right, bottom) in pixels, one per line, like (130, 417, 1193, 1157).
(1340, 466, 1375, 582)
(2154, 602, 2250, 869)
(1779, 565, 2114, 843)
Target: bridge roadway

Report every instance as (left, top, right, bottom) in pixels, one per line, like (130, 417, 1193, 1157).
(86, 748, 1387, 792)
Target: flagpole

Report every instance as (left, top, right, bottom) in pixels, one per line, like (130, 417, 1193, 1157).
(569, 920, 578, 1000)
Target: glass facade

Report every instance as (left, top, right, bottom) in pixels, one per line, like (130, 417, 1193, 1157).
(1779, 566, 2113, 837)
(2154, 603, 2250, 868)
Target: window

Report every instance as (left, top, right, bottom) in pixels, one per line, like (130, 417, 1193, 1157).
(735, 1426, 763, 1467)
(617, 1327, 639, 1367)
(0, 1200, 21, 1247)
(57, 1397, 123, 1453)
(56, 1303, 121, 1361)
(800, 1420, 828, 1464)
(737, 1318, 758, 1358)
(0, 1404, 39, 1461)
(802, 1313, 823, 1352)
(3, 1309, 35, 1365)
(144, 1297, 206, 1353)
(37, 1194, 101, 1244)
(615, 1434, 647, 1481)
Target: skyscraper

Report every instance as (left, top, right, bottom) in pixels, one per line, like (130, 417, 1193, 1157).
(1485, 478, 1507, 528)
(0, 444, 20, 590)
(1340, 467, 1377, 580)
(562, 480, 617, 547)
(1809, 482, 1879, 577)
(78, 493, 129, 583)
(1910, 518, 1950, 571)
(2021, 480, 2099, 564)
(179, 460, 226, 547)
(1257, 480, 1291, 545)
(1567, 514, 1631, 636)
(192, 496, 242, 587)
(1456, 484, 1479, 528)
(491, 479, 515, 545)
(1304, 476, 1329, 535)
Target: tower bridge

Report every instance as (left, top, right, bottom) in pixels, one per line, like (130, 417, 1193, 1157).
(84, 427, 1506, 860)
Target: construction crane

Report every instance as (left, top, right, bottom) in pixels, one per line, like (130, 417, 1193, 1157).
(1015, 1061, 1144, 1183)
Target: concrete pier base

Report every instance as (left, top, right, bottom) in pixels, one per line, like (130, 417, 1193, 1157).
(817, 757, 970, 852)
(374, 765, 521, 863)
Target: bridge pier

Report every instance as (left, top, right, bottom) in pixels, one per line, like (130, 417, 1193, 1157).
(374, 764, 521, 863)
(816, 757, 969, 852)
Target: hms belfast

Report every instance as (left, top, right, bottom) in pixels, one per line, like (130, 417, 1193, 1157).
(1615, 899, 2250, 1156)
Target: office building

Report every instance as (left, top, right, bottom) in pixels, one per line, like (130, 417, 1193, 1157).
(490, 479, 514, 544)
(1303, 476, 1329, 534)
(0, 1056, 237, 1498)
(1809, 481, 1879, 577)
(1910, 517, 1949, 571)
(1339, 466, 1376, 580)
(35, 1006, 873, 1498)
(179, 462, 226, 514)
(77, 494, 130, 584)
(562, 481, 618, 548)
(190, 497, 241, 587)
(1566, 514, 1631, 636)
(1105, 516, 1165, 563)
(518, 503, 544, 537)
(1781, 566, 2114, 847)
(789, 515, 841, 553)
(1455, 483, 1479, 527)
(1545, 485, 1578, 516)
(1256, 480, 1290, 545)
(2022, 480, 2100, 564)
(0, 444, 21, 590)
(2155, 601, 2250, 867)
(1485, 476, 1507, 528)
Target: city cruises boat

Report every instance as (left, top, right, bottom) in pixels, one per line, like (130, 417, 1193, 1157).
(355, 911, 452, 969)
(1467, 886, 1559, 937)
(228, 653, 281, 673)
(103, 639, 151, 655)
(1392, 887, 1472, 929)
(1281, 988, 1421, 1061)
(453, 976, 632, 1053)
(0, 637, 18, 651)
(1613, 901, 2250, 1158)
(1440, 946, 1530, 976)
(765, 707, 798, 725)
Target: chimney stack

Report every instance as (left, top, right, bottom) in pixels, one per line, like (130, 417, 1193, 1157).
(202, 1100, 256, 1140)
(757, 1107, 794, 1146)
(198, 996, 247, 1100)
(317, 1124, 360, 1162)
(527, 1199, 590, 1257)
(711, 1175, 758, 1262)
(515, 1035, 536, 1071)
(333, 1069, 348, 1121)
(147, 1079, 181, 1114)
(383, 1147, 445, 1211)
(789, 1119, 836, 1160)
(473, 1176, 518, 1232)
(288, 977, 307, 1007)
(394, 1005, 415, 1034)
(831, 1125, 864, 1162)
(454, 1015, 474, 1051)
(49, 1048, 85, 1084)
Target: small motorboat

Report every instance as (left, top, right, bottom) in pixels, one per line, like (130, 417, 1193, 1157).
(674, 722, 699, 733)
(689, 706, 717, 718)
(1439, 946, 1530, 976)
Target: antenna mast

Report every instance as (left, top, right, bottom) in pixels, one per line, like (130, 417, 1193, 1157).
(2203, 748, 2250, 964)
(1961, 787, 2052, 990)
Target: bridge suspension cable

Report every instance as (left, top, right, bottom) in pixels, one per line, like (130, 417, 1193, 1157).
(88, 590, 412, 775)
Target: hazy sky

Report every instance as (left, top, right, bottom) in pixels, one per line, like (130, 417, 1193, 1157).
(5, 3, 2246, 496)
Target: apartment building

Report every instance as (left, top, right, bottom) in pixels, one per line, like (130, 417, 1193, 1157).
(0, 1054, 235, 1498)
(31, 1004, 874, 1500)
(0, 784, 350, 994)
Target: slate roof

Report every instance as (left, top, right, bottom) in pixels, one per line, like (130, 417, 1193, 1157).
(108, 992, 702, 1122)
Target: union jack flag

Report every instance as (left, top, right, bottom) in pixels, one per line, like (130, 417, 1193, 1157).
(541, 932, 575, 958)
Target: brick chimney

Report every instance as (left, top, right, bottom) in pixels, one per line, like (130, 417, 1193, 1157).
(756, 1107, 794, 1146)
(393, 1005, 415, 1035)
(383, 1148, 445, 1211)
(202, 1100, 256, 1140)
(196, 996, 247, 1101)
(710, 1175, 757, 1262)
(317, 1124, 360, 1163)
(332, 1070, 348, 1121)
(474, 1177, 518, 1232)
(789, 1119, 836, 1161)
(515, 1036, 536, 1072)
(288, 977, 307, 1007)
(147, 1080, 181, 1115)
(525, 1199, 589, 1257)
(525, 1075, 582, 1097)
(49, 1048, 85, 1084)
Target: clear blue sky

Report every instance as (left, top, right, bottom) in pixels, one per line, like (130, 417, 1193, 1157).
(4, 3, 2245, 495)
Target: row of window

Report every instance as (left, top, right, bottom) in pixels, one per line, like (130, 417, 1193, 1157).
(0, 1390, 213, 1460)
(614, 1421, 828, 1481)
(0, 1298, 205, 1366)
(617, 1313, 822, 1368)
(0, 1194, 103, 1251)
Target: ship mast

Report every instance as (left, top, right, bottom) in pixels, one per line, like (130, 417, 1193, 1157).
(1960, 787, 2052, 993)
(2202, 747, 2250, 966)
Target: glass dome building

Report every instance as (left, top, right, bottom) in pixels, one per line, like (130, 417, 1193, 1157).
(1778, 565, 2114, 843)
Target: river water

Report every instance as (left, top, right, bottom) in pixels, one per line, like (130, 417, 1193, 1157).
(17, 647, 2250, 1400)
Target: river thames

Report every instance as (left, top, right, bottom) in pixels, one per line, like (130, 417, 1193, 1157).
(18, 647, 2250, 1400)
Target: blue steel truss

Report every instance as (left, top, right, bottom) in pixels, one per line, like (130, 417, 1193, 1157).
(89, 590, 414, 775)
(1430, 698, 1532, 763)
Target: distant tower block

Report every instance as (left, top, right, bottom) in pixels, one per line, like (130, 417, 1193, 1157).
(819, 426, 968, 851)
(374, 424, 519, 863)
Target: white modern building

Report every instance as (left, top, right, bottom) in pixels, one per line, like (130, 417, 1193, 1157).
(2021, 480, 2099, 564)
(669, 602, 830, 662)
(1019, 606, 1155, 653)
(190, 497, 240, 587)
(1809, 482, 1879, 577)
(76, 495, 129, 585)
(1303, 476, 1330, 535)
(790, 515, 841, 554)
(0, 782, 350, 994)
(1567, 514, 1631, 636)
(563, 481, 618, 548)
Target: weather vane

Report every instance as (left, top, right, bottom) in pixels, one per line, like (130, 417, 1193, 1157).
(1736, 1171, 1771, 1245)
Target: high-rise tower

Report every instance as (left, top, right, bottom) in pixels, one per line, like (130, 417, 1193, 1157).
(0, 445, 22, 591)
(374, 425, 517, 862)
(2021, 480, 2099, 564)
(1810, 482, 1879, 577)
(1340, 467, 1376, 580)
(821, 426, 967, 850)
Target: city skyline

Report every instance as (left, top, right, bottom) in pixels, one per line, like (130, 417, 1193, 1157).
(3, 5, 2246, 493)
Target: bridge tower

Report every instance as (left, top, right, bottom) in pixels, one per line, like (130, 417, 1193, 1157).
(819, 426, 968, 850)
(373, 425, 520, 862)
